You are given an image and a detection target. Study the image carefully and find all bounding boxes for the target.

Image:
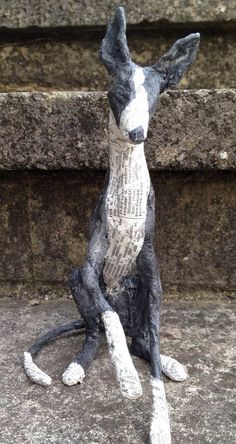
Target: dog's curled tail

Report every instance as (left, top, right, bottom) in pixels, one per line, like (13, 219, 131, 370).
(23, 319, 85, 386)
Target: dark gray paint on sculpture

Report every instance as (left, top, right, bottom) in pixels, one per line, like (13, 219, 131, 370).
(100, 8, 135, 127)
(25, 7, 200, 382)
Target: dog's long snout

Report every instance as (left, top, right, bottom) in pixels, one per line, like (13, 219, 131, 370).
(129, 126, 145, 144)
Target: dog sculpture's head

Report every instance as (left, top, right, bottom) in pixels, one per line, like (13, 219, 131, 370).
(100, 7, 200, 145)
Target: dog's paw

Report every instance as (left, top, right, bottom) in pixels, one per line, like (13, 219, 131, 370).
(150, 422, 171, 444)
(161, 355, 188, 382)
(119, 372, 143, 399)
(62, 362, 85, 386)
(150, 378, 171, 444)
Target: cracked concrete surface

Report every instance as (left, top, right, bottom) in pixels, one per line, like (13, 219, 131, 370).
(0, 297, 235, 444)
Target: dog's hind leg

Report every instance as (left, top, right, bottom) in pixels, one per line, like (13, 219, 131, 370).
(130, 280, 187, 382)
(62, 327, 100, 386)
(130, 340, 188, 382)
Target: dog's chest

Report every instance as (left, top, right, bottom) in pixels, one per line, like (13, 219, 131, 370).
(103, 143, 150, 293)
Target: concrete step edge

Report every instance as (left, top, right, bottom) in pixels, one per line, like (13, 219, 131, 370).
(0, 89, 235, 171)
(1, 1, 236, 28)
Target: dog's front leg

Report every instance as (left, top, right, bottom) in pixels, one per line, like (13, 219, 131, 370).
(72, 199, 142, 398)
(102, 309, 142, 399)
(137, 241, 171, 444)
(81, 260, 142, 399)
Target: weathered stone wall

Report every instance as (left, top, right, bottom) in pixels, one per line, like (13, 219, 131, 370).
(0, 1, 235, 299)
(0, 171, 235, 298)
(0, 1, 235, 92)
(0, 31, 235, 92)
(0, 90, 235, 171)
(0, 0, 235, 27)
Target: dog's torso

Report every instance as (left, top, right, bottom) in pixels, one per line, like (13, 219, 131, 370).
(102, 115, 150, 295)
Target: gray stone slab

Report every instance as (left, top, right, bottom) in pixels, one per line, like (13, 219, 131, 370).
(0, 90, 235, 171)
(0, 32, 235, 92)
(0, 297, 235, 443)
(0, 171, 235, 298)
(0, 91, 109, 170)
(0, 1, 236, 27)
(0, 174, 33, 281)
(153, 172, 236, 292)
(26, 171, 235, 292)
(28, 171, 103, 283)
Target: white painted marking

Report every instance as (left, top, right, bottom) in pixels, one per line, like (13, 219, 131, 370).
(23, 351, 52, 387)
(120, 66, 149, 137)
(161, 355, 188, 381)
(102, 310, 142, 399)
(150, 378, 171, 444)
(62, 362, 85, 386)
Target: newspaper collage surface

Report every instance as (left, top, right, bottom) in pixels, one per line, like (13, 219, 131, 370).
(103, 127, 150, 293)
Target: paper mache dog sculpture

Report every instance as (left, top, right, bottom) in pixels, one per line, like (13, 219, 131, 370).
(23, 7, 200, 443)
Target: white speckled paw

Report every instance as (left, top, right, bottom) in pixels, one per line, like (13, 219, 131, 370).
(150, 424, 171, 444)
(161, 354, 188, 382)
(62, 362, 85, 386)
(119, 370, 143, 399)
(150, 378, 171, 444)
(23, 352, 52, 387)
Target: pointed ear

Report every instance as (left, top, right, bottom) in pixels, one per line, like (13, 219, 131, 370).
(153, 33, 200, 92)
(99, 6, 131, 76)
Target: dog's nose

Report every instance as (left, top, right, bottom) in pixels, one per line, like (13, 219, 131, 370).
(129, 126, 145, 144)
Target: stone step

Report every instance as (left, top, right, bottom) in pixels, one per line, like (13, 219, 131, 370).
(0, 2, 235, 92)
(0, 30, 235, 91)
(0, 170, 235, 299)
(0, 90, 235, 171)
(0, 1, 235, 28)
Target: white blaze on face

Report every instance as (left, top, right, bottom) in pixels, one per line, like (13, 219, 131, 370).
(120, 66, 149, 138)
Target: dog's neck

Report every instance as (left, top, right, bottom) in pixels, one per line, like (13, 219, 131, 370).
(108, 111, 149, 192)
(107, 111, 150, 219)
(102, 112, 150, 293)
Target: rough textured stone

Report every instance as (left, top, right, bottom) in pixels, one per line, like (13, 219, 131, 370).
(0, 1, 236, 27)
(0, 173, 33, 281)
(0, 297, 235, 443)
(0, 90, 235, 171)
(150, 89, 236, 170)
(0, 171, 235, 297)
(28, 171, 103, 283)
(0, 32, 235, 92)
(154, 172, 236, 292)
(0, 92, 109, 170)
